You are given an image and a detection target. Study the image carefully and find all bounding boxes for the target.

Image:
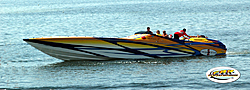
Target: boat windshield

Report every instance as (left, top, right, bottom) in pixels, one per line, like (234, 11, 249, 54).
(134, 31, 152, 34)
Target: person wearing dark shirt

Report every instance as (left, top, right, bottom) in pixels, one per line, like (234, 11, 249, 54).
(146, 27, 153, 34)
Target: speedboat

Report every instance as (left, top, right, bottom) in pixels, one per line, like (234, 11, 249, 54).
(23, 31, 227, 60)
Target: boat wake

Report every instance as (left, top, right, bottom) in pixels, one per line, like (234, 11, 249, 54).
(227, 51, 250, 55)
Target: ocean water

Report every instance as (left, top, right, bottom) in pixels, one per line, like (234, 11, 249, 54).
(1, 0, 250, 89)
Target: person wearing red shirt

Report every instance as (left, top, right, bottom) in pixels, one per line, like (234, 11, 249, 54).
(174, 28, 190, 40)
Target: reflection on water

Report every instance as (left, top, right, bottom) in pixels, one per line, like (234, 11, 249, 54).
(31, 55, 229, 90)
(46, 55, 226, 67)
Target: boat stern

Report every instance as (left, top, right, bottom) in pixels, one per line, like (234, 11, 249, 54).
(187, 38, 227, 56)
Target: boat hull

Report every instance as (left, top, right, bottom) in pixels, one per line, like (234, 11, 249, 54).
(23, 35, 227, 61)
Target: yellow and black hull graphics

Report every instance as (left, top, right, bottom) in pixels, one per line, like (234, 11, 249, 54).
(23, 34, 226, 60)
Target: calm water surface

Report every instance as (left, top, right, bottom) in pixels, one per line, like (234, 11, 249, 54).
(1, 0, 250, 89)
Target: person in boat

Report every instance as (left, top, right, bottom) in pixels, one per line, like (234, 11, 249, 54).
(162, 30, 168, 37)
(146, 27, 153, 34)
(168, 34, 173, 38)
(156, 30, 162, 36)
(174, 28, 190, 40)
